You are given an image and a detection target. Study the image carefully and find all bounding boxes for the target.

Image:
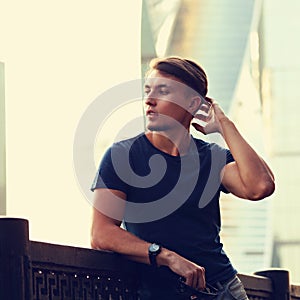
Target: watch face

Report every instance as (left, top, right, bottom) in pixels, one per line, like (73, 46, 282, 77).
(150, 243, 160, 252)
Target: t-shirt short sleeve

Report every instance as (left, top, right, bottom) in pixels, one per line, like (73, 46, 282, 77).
(220, 148, 235, 193)
(91, 144, 130, 194)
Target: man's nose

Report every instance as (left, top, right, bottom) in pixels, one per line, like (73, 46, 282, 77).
(144, 94, 157, 106)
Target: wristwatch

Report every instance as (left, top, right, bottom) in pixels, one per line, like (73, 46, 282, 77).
(148, 243, 161, 267)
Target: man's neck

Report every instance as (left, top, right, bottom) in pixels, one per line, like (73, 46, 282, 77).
(145, 129, 191, 157)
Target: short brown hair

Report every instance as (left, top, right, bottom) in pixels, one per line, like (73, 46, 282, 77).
(147, 56, 208, 97)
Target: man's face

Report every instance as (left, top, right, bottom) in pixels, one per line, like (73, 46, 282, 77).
(144, 70, 193, 132)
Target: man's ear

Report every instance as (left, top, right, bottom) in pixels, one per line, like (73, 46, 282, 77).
(188, 96, 202, 115)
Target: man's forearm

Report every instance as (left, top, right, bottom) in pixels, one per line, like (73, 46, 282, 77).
(91, 221, 152, 264)
(91, 216, 206, 289)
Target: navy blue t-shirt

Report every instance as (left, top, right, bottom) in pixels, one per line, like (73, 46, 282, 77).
(91, 133, 237, 296)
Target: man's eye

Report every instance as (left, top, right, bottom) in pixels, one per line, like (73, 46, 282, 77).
(160, 90, 169, 95)
(144, 89, 150, 95)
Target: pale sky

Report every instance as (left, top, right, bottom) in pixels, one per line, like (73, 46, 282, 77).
(0, 0, 142, 247)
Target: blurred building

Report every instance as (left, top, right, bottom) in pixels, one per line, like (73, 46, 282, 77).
(261, 0, 300, 282)
(142, 0, 300, 281)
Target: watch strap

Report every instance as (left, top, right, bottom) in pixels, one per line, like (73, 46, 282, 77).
(148, 243, 161, 267)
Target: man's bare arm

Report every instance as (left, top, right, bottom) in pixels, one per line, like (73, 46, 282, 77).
(91, 188, 206, 289)
(218, 113, 275, 200)
(193, 100, 275, 200)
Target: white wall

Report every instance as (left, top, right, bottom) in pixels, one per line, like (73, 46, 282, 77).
(0, 62, 6, 214)
(0, 0, 142, 247)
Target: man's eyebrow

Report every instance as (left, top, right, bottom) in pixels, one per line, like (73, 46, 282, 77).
(144, 83, 172, 89)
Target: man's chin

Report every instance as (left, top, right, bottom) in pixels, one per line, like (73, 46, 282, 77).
(146, 124, 164, 132)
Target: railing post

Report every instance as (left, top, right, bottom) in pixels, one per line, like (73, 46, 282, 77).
(0, 218, 30, 300)
(255, 269, 290, 300)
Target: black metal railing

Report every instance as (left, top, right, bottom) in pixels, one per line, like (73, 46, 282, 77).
(1, 218, 300, 299)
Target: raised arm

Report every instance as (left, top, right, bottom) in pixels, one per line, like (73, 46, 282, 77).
(91, 188, 206, 289)
(192, 99, 275, 200)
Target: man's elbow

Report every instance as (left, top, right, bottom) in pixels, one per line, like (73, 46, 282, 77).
(248, 180, 275, 200)
(90, 231, 113, 251)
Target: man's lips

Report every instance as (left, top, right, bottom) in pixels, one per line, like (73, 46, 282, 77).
(146, 109, 158, 117)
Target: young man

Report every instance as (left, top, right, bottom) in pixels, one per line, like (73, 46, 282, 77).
(91, 57, 275, 299)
